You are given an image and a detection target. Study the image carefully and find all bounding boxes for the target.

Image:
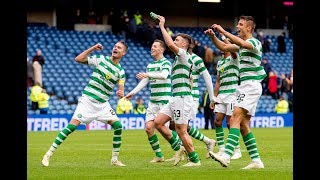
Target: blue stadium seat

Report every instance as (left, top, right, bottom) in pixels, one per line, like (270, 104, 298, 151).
(28, 110, 35, 115)
(60, 99, 68, 105)
(55, 105, 63, 110)
(56, 91, 64, 99)
(67, 96, 75, 104)
(46, 86, 54, 95)
(51, 99, 60, 106)
(50, 110, 59, 115)
(66, 110, 74, 114)
(70, 104, 77, 110)
(266, 108, 274, 113)
(58, 110, 67, 115)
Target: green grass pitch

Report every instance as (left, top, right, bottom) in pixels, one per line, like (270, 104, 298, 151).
(28, 128, 292, 179)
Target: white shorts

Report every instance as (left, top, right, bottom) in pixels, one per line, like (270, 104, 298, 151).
(214, 102, 235, 116)
(160, 96, 194, 125)
(214, 93, 237, 116)
(146, 101, 170, 127)
(191, 99, 199, 120)
(72, 95, 119, 124)
(235, 81, 262, 116)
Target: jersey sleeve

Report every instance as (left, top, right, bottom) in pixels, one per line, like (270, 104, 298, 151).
(87, 54, 102, 67)
(162, 60, 172, 76)
(247, 38, 262, 53)
(193, 57, 207, 75)
(118, 69, 126, 85)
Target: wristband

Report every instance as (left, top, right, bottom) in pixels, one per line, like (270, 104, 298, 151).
(221, 35, 226, 41)
(118, 79, 125, 85)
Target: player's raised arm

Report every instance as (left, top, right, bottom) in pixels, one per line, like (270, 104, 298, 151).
(205, 28, 238, 53)
(157, 15, 179, 55)
(75, 43, 103, 64)
(219, 33, 238, 59)
(212, 24, 253, 50)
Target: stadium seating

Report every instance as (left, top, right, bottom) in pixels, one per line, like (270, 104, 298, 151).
(27, 24, 293, 115)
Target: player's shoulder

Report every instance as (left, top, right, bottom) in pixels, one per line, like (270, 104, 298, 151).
(247, 37, 262, 47)
(191, 53, 203, 62)
(163, 58, 172, 64)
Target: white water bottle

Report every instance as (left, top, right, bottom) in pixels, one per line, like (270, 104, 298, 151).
(150, 12, 159, 20)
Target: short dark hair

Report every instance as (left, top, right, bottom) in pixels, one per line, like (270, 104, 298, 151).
(154, 39, 166, 50)
(118, 40, 128, 52)
(239, 15, 256, 32)
(188, 38, 196, 50)
(190, 38, 195, 46)
(176, 33, 192, 46)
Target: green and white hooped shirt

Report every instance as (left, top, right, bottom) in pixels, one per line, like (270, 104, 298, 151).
(238, 37, 267, 83)
(190, 53, 207, 101)
(171, 48, 193, 97)
(216, 55, 240, 95)
(83, 55, 126, 103)
(146, 57, 172, 104)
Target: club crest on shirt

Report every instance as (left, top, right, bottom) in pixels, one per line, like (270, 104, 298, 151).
(105, 73, 112, 80)
(218, 66, 224, 73)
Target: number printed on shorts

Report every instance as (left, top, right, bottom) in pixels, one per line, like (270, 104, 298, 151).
(110, 109, 116, 115)
(230, 103, 234, 110)
(173, 110, 181, 118)
(237, 94, 245, 102)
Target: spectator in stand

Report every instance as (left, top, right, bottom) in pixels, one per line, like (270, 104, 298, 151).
(30, 82, 42, 111)
(261, 57, 272, 95)
(192, 40, 205, 60)
(32, 49, 45, 87)
(277, 32, 286, 53)
(212, 51, 222, 76)
(267, 71, 278, 99)
(38, 88, 50, 114)
(280, 73, 290, 99)
(274, 95, 289, 114)
(118, 10, 130, 40)
(200, 89, 215, 130)
(287, 69, 293, 112)
(256, 31, 264, 46)
(74, 8, 85, 24)
(116, 97, 133, 114)
(270, 15, 282, 29)
(128, 12, 138, 38)
(133, 97, 146, 114)
(283, 15, 293, 38)
(134, 10, 143, 26)
(263, 38, 272, 53)
(145, 23, 157, 47)
(203, 45, 214, 73)
(87, 10, 97, 24)
(27, 57, 34, 87)
(108, 8, 119, 35)
(275, 71, 282, 99)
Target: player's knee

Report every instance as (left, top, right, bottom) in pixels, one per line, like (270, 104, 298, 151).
(169, 121, 175, 131)
(154, 119, 163, 130)
(144, 124, 154, 134)
(214, 119, 223, 127)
